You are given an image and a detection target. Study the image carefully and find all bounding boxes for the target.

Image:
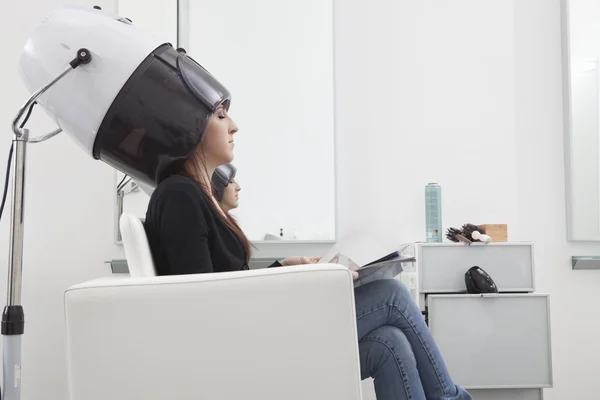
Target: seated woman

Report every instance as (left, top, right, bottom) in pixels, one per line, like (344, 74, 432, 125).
(211, 163, 240, 213)
(144, 93, 471, 400)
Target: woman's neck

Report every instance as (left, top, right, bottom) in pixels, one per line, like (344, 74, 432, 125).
(190, 162, 227, 217)
(198, 168, 216, 189)
(190, 160, 217, 191)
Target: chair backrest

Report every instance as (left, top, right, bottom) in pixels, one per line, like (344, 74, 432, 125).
(119, 212, 157, 277)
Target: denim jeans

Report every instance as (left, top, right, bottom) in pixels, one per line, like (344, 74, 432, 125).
(355, 278, 472, 400)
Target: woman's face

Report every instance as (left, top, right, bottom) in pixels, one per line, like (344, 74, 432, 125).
(201, 105, 238, 167)
(221, 179, 241, 211)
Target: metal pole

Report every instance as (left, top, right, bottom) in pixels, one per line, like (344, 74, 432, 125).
(116, 190, 124, 242)
(7, 134, 26, 307)
(2, 131, 27, 400)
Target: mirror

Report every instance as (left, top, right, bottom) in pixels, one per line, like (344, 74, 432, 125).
(115, 0, 336, 243)
(562, 0, 600, 240)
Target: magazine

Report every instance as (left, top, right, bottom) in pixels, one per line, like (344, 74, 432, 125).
(318, 233, 415, 286)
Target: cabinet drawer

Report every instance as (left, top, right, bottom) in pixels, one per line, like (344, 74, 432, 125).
(428, 294, 552, 389)
(469, 389, 543, 400)
(418, 243, 534, 293)
(360, 382, 543, 400)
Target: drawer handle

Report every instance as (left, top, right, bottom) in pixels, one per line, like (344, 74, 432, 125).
(480, 293, 500, 298)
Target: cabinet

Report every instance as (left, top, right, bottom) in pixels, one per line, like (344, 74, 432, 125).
(418, 242, 535, 293)
(428, 294, 552, 388)
(398, 242, 552, 398)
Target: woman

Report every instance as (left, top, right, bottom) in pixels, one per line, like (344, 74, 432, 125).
(144, 105, 471, 400)
(211, 163, 241, 213)
(144, 95, 470, 400)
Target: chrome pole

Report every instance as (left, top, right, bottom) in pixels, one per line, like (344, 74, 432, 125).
(2, 131, 27, 400)
(6, 134, 26, 307)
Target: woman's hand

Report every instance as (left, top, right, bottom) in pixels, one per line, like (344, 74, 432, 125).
(280, 256, 359, 280)
(280, 256, 320, 266)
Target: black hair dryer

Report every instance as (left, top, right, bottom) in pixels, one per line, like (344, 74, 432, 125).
(464, 266, 498, 294)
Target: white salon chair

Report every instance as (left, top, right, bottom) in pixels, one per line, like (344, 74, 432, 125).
(64, 213, 363, 400)
(118, 212, 156, 278)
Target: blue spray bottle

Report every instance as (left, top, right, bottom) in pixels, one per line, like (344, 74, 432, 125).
(425, 182, 442, 242)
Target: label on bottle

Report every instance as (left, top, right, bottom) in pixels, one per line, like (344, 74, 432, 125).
(14, 364, 21, 388)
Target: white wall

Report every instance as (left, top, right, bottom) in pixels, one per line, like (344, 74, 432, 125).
(0, 1, 599, 399)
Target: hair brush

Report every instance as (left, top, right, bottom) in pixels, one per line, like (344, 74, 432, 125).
(461, 223, 481, 241)
(461, 223, 492, 243)
(446, 227, 472, 244)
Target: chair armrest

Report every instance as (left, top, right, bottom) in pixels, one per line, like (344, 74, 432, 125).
(64, 264, 363, 400)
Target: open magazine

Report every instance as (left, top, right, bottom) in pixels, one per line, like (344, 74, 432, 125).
(318, 233, 415, 287)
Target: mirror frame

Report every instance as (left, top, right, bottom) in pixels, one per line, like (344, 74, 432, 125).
(114, 0, 339, 245)
(561, 0, 577, 240)
(559, 0, 600, 241)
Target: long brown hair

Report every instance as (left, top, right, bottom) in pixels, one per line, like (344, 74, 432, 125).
(180, 146, 252, 265)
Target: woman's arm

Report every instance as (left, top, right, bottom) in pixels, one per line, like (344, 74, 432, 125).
(269, 257, 320, 268)
(156, 190, 214, 275)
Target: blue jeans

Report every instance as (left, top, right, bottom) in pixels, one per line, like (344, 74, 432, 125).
(355, 279, 472, 400)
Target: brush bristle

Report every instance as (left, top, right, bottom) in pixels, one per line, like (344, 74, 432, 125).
(446, 227, 463, 242)
(461, 223, 481, 241)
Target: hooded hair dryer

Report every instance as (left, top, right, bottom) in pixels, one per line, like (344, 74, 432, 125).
(19, 5, 231, 186)
(3, 6, 232, 400)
